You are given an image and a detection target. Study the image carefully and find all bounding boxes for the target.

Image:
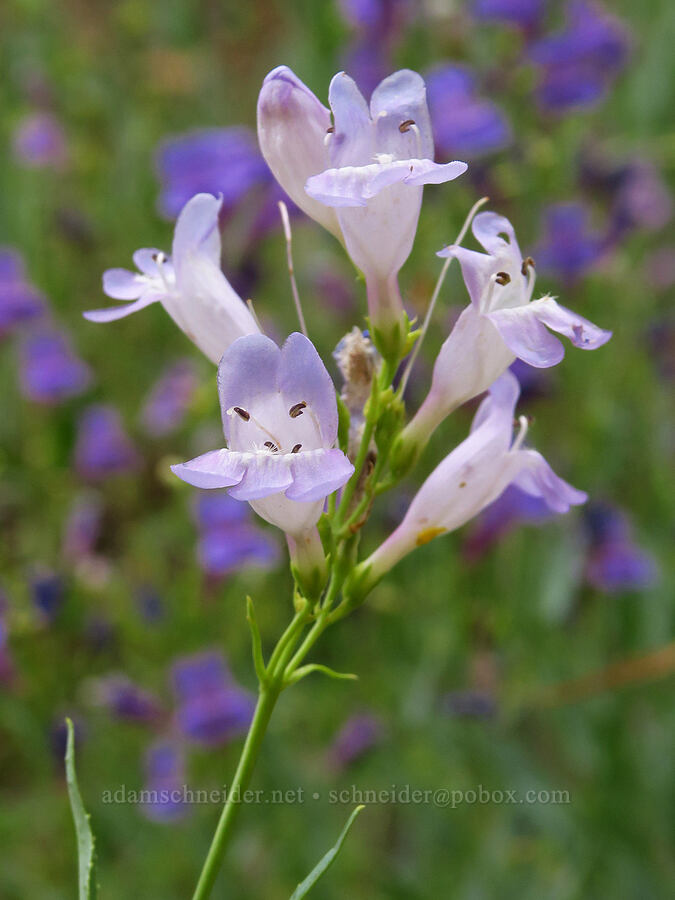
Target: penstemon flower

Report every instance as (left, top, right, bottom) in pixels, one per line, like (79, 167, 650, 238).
(85, 193, 259, 364)
(348, 370, 586, 600)
(258, 66, 467, 357)
(396, 211, 611, 462)
(171, 332, 354, 593)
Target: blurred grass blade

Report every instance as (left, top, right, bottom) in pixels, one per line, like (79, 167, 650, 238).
(65, 718, 97, 899)
(289, 805, 364, 899)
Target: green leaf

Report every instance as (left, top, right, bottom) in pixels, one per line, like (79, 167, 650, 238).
(289, 805, 365, 899)
(65, 718, 97, 900)
(246, 596, 267, 684)
(285, 663, 358, 687)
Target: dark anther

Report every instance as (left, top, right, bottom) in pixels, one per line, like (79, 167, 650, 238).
(459, 481, 467, 488)
(151, 252, 160, 262)
(399, 119, 415, 133)
(495, 271, 511, 286)
(233, 407, 250, 421)
(291, 443, 302, 453)
(326, 126, 335, 134)
(263, 441, 279, 452)
(289, 401, 307, 418)
(521, 256, 535, 275)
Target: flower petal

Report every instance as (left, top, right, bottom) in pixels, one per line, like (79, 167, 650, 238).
(530, 297, 612, 350)
(470, 369, 520, 439)
(102, 268, 145, 300)
(486, 304, 565, 367)
(171, 449, 246, 490)
(172, 193, 222, 272)
(279, 332, 339, 445)
(257, 66, 341, 238)
(514, 449, 587, 513)
(227, 454, 294, 501)
(328, 71, 374, 168)
(472, 211, 522, 259)
(133, 248, 164, 277)
(435, 245, 496, 308)
(306, 158, 466, 207)
(83, 293, 161, 322)
(286, 448, 354, 502)
(370, 69, 434, 160)
(217, 335, 282, 441)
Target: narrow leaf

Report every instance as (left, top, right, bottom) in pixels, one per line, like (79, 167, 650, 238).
(65, 718, 97, 900)
(286, 663, 358, 687)
(246, 596, 267, 684)
(289, 805, 365, 899)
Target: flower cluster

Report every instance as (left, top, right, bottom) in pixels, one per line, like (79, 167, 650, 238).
(87, 63, 611, 612)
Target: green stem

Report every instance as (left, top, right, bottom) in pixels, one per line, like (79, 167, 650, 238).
(191, 684, 280, 900)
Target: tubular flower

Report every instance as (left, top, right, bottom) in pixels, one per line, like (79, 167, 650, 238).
(171, 332, 354, 538)
(401, 211, 611, 454)
(258, 66, 467, 355)
(84, 193, 259, 364)
(351, 371, 586, 597)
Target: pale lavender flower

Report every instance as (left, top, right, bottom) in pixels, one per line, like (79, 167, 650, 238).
(142, 740, 188, 823)
(534, 203, 606, 284)
(329, 713, 384, 769)
(139, 359, 199, 437)
(19, 328, 91, 404)
(528, 1, 630, 113)
(360, 371, 586, 586)
(12, 112, 68, 169)
(258, 67, 467, 348)
(171, 651, 254, 747)
(85, 193, 260, 364)
(172, 333, 354, 538)
(425, 65, 511, 159)
(155, 127, 270, 220)
(0, 248, 46, 337)
(404, 211, 610, 446)
(74, 405, 140, 480)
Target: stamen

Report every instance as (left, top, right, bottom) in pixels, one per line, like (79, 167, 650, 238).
(495, 271, 511, 286)
(232, 406, 250, 421)
(326, 126, 335, 134)
(263, 441, 279, 453)
(512, 415, 530, 451)
(521, 256, 535, 276)
(291, 444, 302, 454)
(399, 119, 415, 133)
(289, 401, 307, 418)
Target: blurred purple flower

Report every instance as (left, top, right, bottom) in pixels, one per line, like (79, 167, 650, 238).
(18, 327, 91, 404)
(443, 690, 497, 719)
(193, 491, 279, 579)
(12, 112, 68, 169)
(425, 65, 511, 159)
(0, 248, 46, 337)
(62, 492, 104, 562)
(136, 586, 165, 623)
(463, 482, 556, 562)
(529, 1, 630, 113)
(609, 162, 673, 240)
(74, 405, 140, 480)
(338, 0, 415, 97)
(30, 570, 65, 623)
(155, 127, 271, 220)
(171, 651, 254, 747)
(508, 358, 552, 403)
(472, 0, 546, 31)
(90, 674, 163, 724)
(139, 359, 199, 437)
(142, 740, 188, 823)
(533, 203, 606, 283)
(329, 713, 384, 769)
(583, 503, 658, 593)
